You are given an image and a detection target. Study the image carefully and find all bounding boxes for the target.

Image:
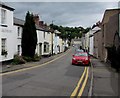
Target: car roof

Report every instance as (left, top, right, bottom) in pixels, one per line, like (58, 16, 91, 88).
(74, 52, 88, 55)
(77, 52, 87, 54)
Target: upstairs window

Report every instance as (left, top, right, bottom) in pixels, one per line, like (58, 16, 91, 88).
(1, 9, 7, 25)
(1, 38, 7, 51)
(18, 27, 20, 37)
(17, 45, 21, 55)
(1, 38, 8, 56)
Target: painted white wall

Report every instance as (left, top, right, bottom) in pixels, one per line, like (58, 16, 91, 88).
(89, 36, 94, 55)
(54, 34, 58, 54)
(53, 33, 55, 54)
(0, 6, 15, 62)
(59, 38, 63, 53)
(89, 27, 101, 56)
(13, 25, 22, 56)
(85, 32, 89, 51)
(47, 31, 52, 54)
(36, 30, 44, 56)
(81, 36, 86, 49)
(43, 31, 51, 55)
(36, 30, 52, 56)
(1, 26, 16, 62)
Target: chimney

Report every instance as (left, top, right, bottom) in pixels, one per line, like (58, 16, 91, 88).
(39, 21, 44, 27)
(33, 14, 40, 26)
(44, 23, 48, 30)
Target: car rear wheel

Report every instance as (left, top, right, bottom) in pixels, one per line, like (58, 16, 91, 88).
(87, 62, 91, 66)
(72, 63, 74, 65)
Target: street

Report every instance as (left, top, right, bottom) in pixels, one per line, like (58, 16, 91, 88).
(2, 48, 90, 96)
(1, 2, 120, 97)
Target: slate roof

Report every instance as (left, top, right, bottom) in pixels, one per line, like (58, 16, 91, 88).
(14, 17, 25, 26)
(14, 17, 47, 31)
(0, 2, 15, 11)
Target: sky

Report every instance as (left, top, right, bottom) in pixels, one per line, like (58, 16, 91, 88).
(3, 1, 119, 28)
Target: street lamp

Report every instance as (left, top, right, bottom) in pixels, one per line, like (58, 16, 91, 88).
(51, 20, 55, 56)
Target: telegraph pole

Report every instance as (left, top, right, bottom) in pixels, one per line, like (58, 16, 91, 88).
(51, 20, 54, 56)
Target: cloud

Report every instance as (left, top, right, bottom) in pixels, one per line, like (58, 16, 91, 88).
(2, 0, 119, 2)
(5, 2, 119, 28)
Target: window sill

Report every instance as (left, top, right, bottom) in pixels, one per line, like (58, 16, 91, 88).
(1, 24, 8, 27)
(17, 37, 22, 39)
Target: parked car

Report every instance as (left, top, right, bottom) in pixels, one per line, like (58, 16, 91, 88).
(72, 52, 90, 66)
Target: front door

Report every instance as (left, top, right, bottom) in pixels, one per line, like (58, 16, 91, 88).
(39, 43, 42, 56)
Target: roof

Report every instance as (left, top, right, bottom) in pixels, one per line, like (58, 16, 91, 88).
(35, 25, 44, 31)
(93, 30, 101, 35)
(92, 27, 101, 31)
(102, 9, 120, 25)
(14, 17, 25, 26)
(54, 30, 61, 34)
(74, 39, 81, 41)
(14, 17, 51, 32)
(14, 17, 44, 31)
(0, 2, 15, 11)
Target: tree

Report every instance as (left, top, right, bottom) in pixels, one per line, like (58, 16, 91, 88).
(49, 24, 90, 42)
(21, 11, 37, 58)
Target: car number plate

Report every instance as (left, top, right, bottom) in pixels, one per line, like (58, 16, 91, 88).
(78, 61, 82, 63)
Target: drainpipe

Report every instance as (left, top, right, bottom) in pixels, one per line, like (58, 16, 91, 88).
(51, 31, 54, 55)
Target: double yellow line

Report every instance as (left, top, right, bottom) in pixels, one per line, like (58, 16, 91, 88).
(71, 67, 89, 98)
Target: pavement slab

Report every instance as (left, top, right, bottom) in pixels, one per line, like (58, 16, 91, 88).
(91, 58, 119, 97)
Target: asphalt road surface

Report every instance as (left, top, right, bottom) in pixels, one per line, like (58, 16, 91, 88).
(2, 48, 90, 96)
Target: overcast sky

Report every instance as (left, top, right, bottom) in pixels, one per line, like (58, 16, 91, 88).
(5, 1, 119, 28)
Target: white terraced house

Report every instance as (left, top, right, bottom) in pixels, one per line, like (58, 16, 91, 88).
(0, 3, 68, 62)
(13, 17, 24, 56)
(0, 3, 15, 62)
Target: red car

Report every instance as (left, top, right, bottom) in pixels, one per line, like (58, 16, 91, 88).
(72, 52, 90, 66)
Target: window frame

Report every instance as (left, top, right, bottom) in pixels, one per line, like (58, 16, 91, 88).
(44, 43, 49, 53)
(17, 27, 20, 37)
(17, 45, 21, 55)
(1, 38, 7, 56)
(1, 9, 7, 25)
(1, 38, 7, 51)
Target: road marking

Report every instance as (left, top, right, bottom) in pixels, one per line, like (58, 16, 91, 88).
(77, 67, 89, 97)
(71, 67, 87, 97)
(0, 49, 71, 76)
(88, 62, 93, 96)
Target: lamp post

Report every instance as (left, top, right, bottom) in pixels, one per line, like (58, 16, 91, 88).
(51, 20, 55, 56)
(51, 30, 54, 55)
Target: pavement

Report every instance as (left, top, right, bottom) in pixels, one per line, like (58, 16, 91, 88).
(91, 58, 120, 97)
(1, 50, 69, 73)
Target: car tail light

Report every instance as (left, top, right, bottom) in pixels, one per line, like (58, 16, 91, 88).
(73, 58, 76, 60)
(85, 58, 88, 60)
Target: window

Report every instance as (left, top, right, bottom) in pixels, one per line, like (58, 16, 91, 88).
(1, 38, 6, 51)
(44, 43, 49, 53)
(74, 53, 88, 57)
(102, 25, 104, 37)
(1, 38, 7, 55)
(44, 31, 45, 39)
(55, 34, 57, 37)
(1, 9, 7, 24)
(44, 44, 46, 52)
(18, 27, 20, 37)
(17, 45, 21, 55)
